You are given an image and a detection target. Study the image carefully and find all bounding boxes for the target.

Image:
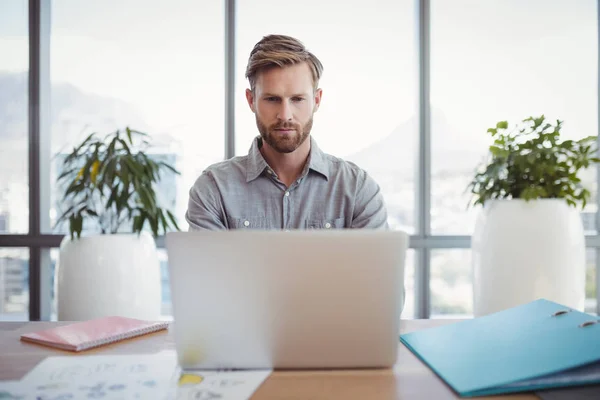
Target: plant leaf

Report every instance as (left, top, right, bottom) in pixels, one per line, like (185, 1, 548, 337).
(55, 127, 180, 238)
(467, 116, 600, 209)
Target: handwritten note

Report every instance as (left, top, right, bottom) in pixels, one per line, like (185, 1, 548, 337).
(168, 369, 272, 400)
(9, 351, 272, 400)
(0, 380, 26, 399)
(18, 351, 179, 399)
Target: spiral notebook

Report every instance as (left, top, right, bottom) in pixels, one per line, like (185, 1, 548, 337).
(20, 316, 169, 352)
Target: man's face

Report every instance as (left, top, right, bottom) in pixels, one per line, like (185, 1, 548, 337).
(246, 62, 322, 154)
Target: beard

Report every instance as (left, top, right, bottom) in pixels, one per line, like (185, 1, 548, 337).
(256, 115, 313, 154)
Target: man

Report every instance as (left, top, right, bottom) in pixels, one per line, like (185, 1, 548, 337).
(186, 34, 388, 230)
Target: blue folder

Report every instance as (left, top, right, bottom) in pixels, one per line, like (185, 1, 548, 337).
(400, 299, 600, 397)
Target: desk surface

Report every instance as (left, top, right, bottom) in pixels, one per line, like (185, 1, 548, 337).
(0, 319, 538, 400)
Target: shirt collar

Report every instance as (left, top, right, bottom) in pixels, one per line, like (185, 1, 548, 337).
(246, 137, 270, 182)
(245, 136, 330, 182)
(305, 136, 329, 180)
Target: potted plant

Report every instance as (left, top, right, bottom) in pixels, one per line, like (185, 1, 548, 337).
(54, 127, 180, 321)
(467, 115, 599, 316)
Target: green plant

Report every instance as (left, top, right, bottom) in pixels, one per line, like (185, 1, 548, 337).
(56, 127, 180, 239)
(467, 115, 600, 208)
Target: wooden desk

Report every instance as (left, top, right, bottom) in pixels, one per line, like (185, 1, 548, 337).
(0, 320, 538, 400)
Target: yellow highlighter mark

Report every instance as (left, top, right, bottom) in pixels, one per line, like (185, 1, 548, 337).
(178, 373, 204, 386)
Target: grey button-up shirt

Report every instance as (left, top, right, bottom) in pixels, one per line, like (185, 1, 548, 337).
(186, 136, 388, 230)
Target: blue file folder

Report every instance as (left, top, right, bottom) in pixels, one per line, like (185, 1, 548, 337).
(400, 299, 600, 397)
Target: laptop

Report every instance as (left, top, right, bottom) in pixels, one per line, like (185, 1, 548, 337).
(166, 229, 408, 370)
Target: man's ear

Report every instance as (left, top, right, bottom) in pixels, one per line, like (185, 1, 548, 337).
(246, 89, 256, 113)
(314, 88, 323, 112)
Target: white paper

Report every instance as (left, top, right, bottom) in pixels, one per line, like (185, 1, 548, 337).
(11, 351, 271, 400)
(167, 369, 272, 400)
(0, 380, 27, 398)
(18, 351, 179, 399)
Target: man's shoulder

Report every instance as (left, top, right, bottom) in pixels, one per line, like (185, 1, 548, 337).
(201, 155, 248, 178)
(321, 152, 369, 181)
(191, 156, 248, 190)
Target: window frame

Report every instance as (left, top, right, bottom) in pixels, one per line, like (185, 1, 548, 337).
(0, 0, 597, 320)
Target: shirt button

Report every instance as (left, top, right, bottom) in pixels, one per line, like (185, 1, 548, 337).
(325, 222, 332, 229)
(284, 191, 290, 197)
(244, 220, 250, 227)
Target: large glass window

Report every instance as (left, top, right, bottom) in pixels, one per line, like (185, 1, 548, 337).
(235, 0, 418, 233)
(0, 0, 29, 234)
(430, 249, 598, 317)
(402, 250, 416, 319)
(430, 249, 472, 317)
(49, 0, 225, 235)
(430, 0, 598, 235)
(586, 249, 597, 315)
(0, 248, 29, 321)
(158, 248, 171, 318)
(1, 1, 599, 321)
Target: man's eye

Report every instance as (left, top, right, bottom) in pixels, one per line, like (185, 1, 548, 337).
(292, 97, 304, 102)
(266, 97, 278, 102)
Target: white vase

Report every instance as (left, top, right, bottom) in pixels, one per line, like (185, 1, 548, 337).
(55, 232, 162, 321)
(472, 199, 586, 317)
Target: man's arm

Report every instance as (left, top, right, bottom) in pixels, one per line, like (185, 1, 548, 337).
(352, 170, 401, 306)
(351, 170, 389, 229)
(185, 172, 228, 231)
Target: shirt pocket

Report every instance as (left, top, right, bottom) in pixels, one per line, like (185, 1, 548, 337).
(305, 217, 345, 230)
(227, 216, 270, 229)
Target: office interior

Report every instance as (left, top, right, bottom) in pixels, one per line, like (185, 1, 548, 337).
(0, 0, 598, 322)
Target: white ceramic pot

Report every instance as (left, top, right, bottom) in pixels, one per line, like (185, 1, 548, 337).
(472, 199, 586, 316)
(55, 232, 161, 321)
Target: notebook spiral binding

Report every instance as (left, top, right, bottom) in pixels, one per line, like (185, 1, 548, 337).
(79, 322, 169, 351)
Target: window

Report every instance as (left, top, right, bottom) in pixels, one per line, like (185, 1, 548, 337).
(49, 0, 225, 235)
(0, 248, 29, 321)
(430, 248, 598, 317)
(430, 0, 598, 235)
(2, 1, 599, 321)
(235, 0, 418, 233)
(0, 215, 7, 232)
(430, 249, 472, 317)
(402, 250, 416, 319)
(587, 249, 597, 315)
(158, 248, 171, 318)
(0, 0, 28, 234)
(49, 249, 57, 320)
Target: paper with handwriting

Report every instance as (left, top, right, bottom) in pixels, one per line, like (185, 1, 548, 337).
(7, 351, 271, 400)
(168, 368, 272, 400)
(0, 380, 26, 399)
(17, 351, 178, 399)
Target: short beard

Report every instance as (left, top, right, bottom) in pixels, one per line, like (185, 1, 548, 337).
(256, 116, 313, 153)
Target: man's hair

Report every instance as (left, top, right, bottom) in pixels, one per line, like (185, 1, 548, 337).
(245, 34, 324, 93)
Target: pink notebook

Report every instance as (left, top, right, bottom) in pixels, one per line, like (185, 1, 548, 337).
(20, 316, 169, 352)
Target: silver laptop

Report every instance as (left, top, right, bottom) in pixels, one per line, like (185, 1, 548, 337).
(166, 229, 408, 370)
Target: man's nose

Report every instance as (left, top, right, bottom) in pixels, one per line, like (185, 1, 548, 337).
(277, 100, 293, 121)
